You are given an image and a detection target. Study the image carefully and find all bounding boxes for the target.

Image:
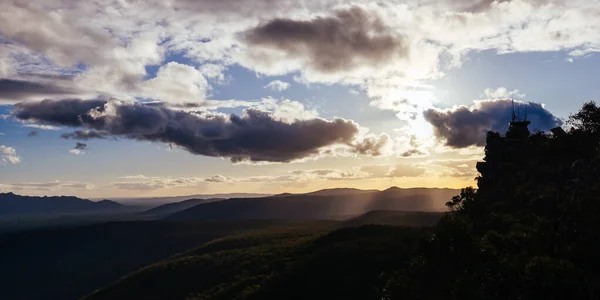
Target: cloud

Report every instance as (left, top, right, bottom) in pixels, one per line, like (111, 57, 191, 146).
(242, 6, 408, 74)
(424, 99, 562, 148)
(264, 80, 291, 92)
(1, 0, 598, 156)
(387, 165, 426, 177)
(26, 130, 39, 137)
(69, 142, 87, 155)
(61, 130, 112, 140)
(483, 87, 525, 99)
(112, 175, 207, 190)
(199, 63, 228, 83)
(113, 182, 164, 190)
(350, 133, 392, 156)
(359, 165, 392, 177)
(1, 145, 21, 165)
(0, 180, 94, 192)
(22, 124, 60, 130)
(13, 98, 385, 162)
(137, 62, 209, 104)
(261, 98, 318, 121)
(400, 149, 427, 157)
(0, 79, 81, 103)
(417, 159, 480, 178)
(204, 175, 232, 183)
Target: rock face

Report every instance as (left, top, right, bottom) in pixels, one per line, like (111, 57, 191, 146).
(0, 192, 123, 215)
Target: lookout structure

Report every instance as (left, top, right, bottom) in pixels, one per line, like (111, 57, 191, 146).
(506, 100, 531, 139)
(476, 100, 532, 191)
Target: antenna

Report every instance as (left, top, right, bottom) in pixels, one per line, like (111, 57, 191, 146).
(511, 99, 517, 122)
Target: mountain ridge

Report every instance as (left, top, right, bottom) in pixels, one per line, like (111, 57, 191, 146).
(0, 192, 123, 216)
(166, 187, 457, 221)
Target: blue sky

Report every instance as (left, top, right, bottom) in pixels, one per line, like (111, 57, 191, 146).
(0, 0, 598, 197)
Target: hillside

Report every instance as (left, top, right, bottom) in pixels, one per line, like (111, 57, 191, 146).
(143, 198, 223, 217)
(341, 210, 443, 227)
(84, 225, 429, 300)
(166, 187, 457, 221)
(0, 192, 124, 216)
(0, 220, 333, 300)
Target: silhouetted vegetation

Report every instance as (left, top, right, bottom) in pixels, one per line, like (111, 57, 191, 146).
(384, 101, 600, 299)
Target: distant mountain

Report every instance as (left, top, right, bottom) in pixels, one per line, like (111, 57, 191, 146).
(109, 193, 271, 207)
(272, 188, 379, 198)
(0, 192, 123, 216)
(143, 198, 223, 217)
(341, 210, 444, 227)
(166, 187, 458, 221)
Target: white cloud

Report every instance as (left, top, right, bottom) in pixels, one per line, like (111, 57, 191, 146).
(264, 80, 291, 92)
(22, 124, 60, 130)
(69, 149, 85, 155)
(1, 145, 21, 165)
(115, 164, 427, 190)
(199, 63, 228, 83)
(260, 98, 319, 121)
(68, 142, 87, 155)
(483, 87, 525, 99)
(0, 0, 595, 109)
(137, 62, 208, 104)
(113, 175, 207, 190)
(205, 174, 232, 183)
(0, 180, 94, 192)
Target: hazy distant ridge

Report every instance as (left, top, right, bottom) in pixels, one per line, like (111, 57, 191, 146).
(0, 192, 123, 215)
(143, 198, 223, 217)
(167, 187, 457, 221)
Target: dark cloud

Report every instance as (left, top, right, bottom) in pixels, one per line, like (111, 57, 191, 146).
(351, 133, 390, 156)
(13, 99, 106, 127)
(26, 130, 39, 137)
(13, 99, 379, 162)
(424, 99, 562, 148)
(458, 0, 554, 12)
(401, 149, 426, 157)
(243, 6, 407, 73)
(462, 0, 511, 12)
(61, 130, 111, 140)
(0, 79, 77, 102)
(74, 142, 87, 150)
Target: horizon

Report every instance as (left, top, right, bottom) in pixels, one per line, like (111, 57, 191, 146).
(2, 185, 461, 200)
(1, 0, 597, 198)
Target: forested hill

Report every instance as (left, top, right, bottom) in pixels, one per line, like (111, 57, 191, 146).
(384, 101, 600, 299)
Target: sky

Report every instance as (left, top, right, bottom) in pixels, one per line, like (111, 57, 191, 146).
(0, 0, 598, 198)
